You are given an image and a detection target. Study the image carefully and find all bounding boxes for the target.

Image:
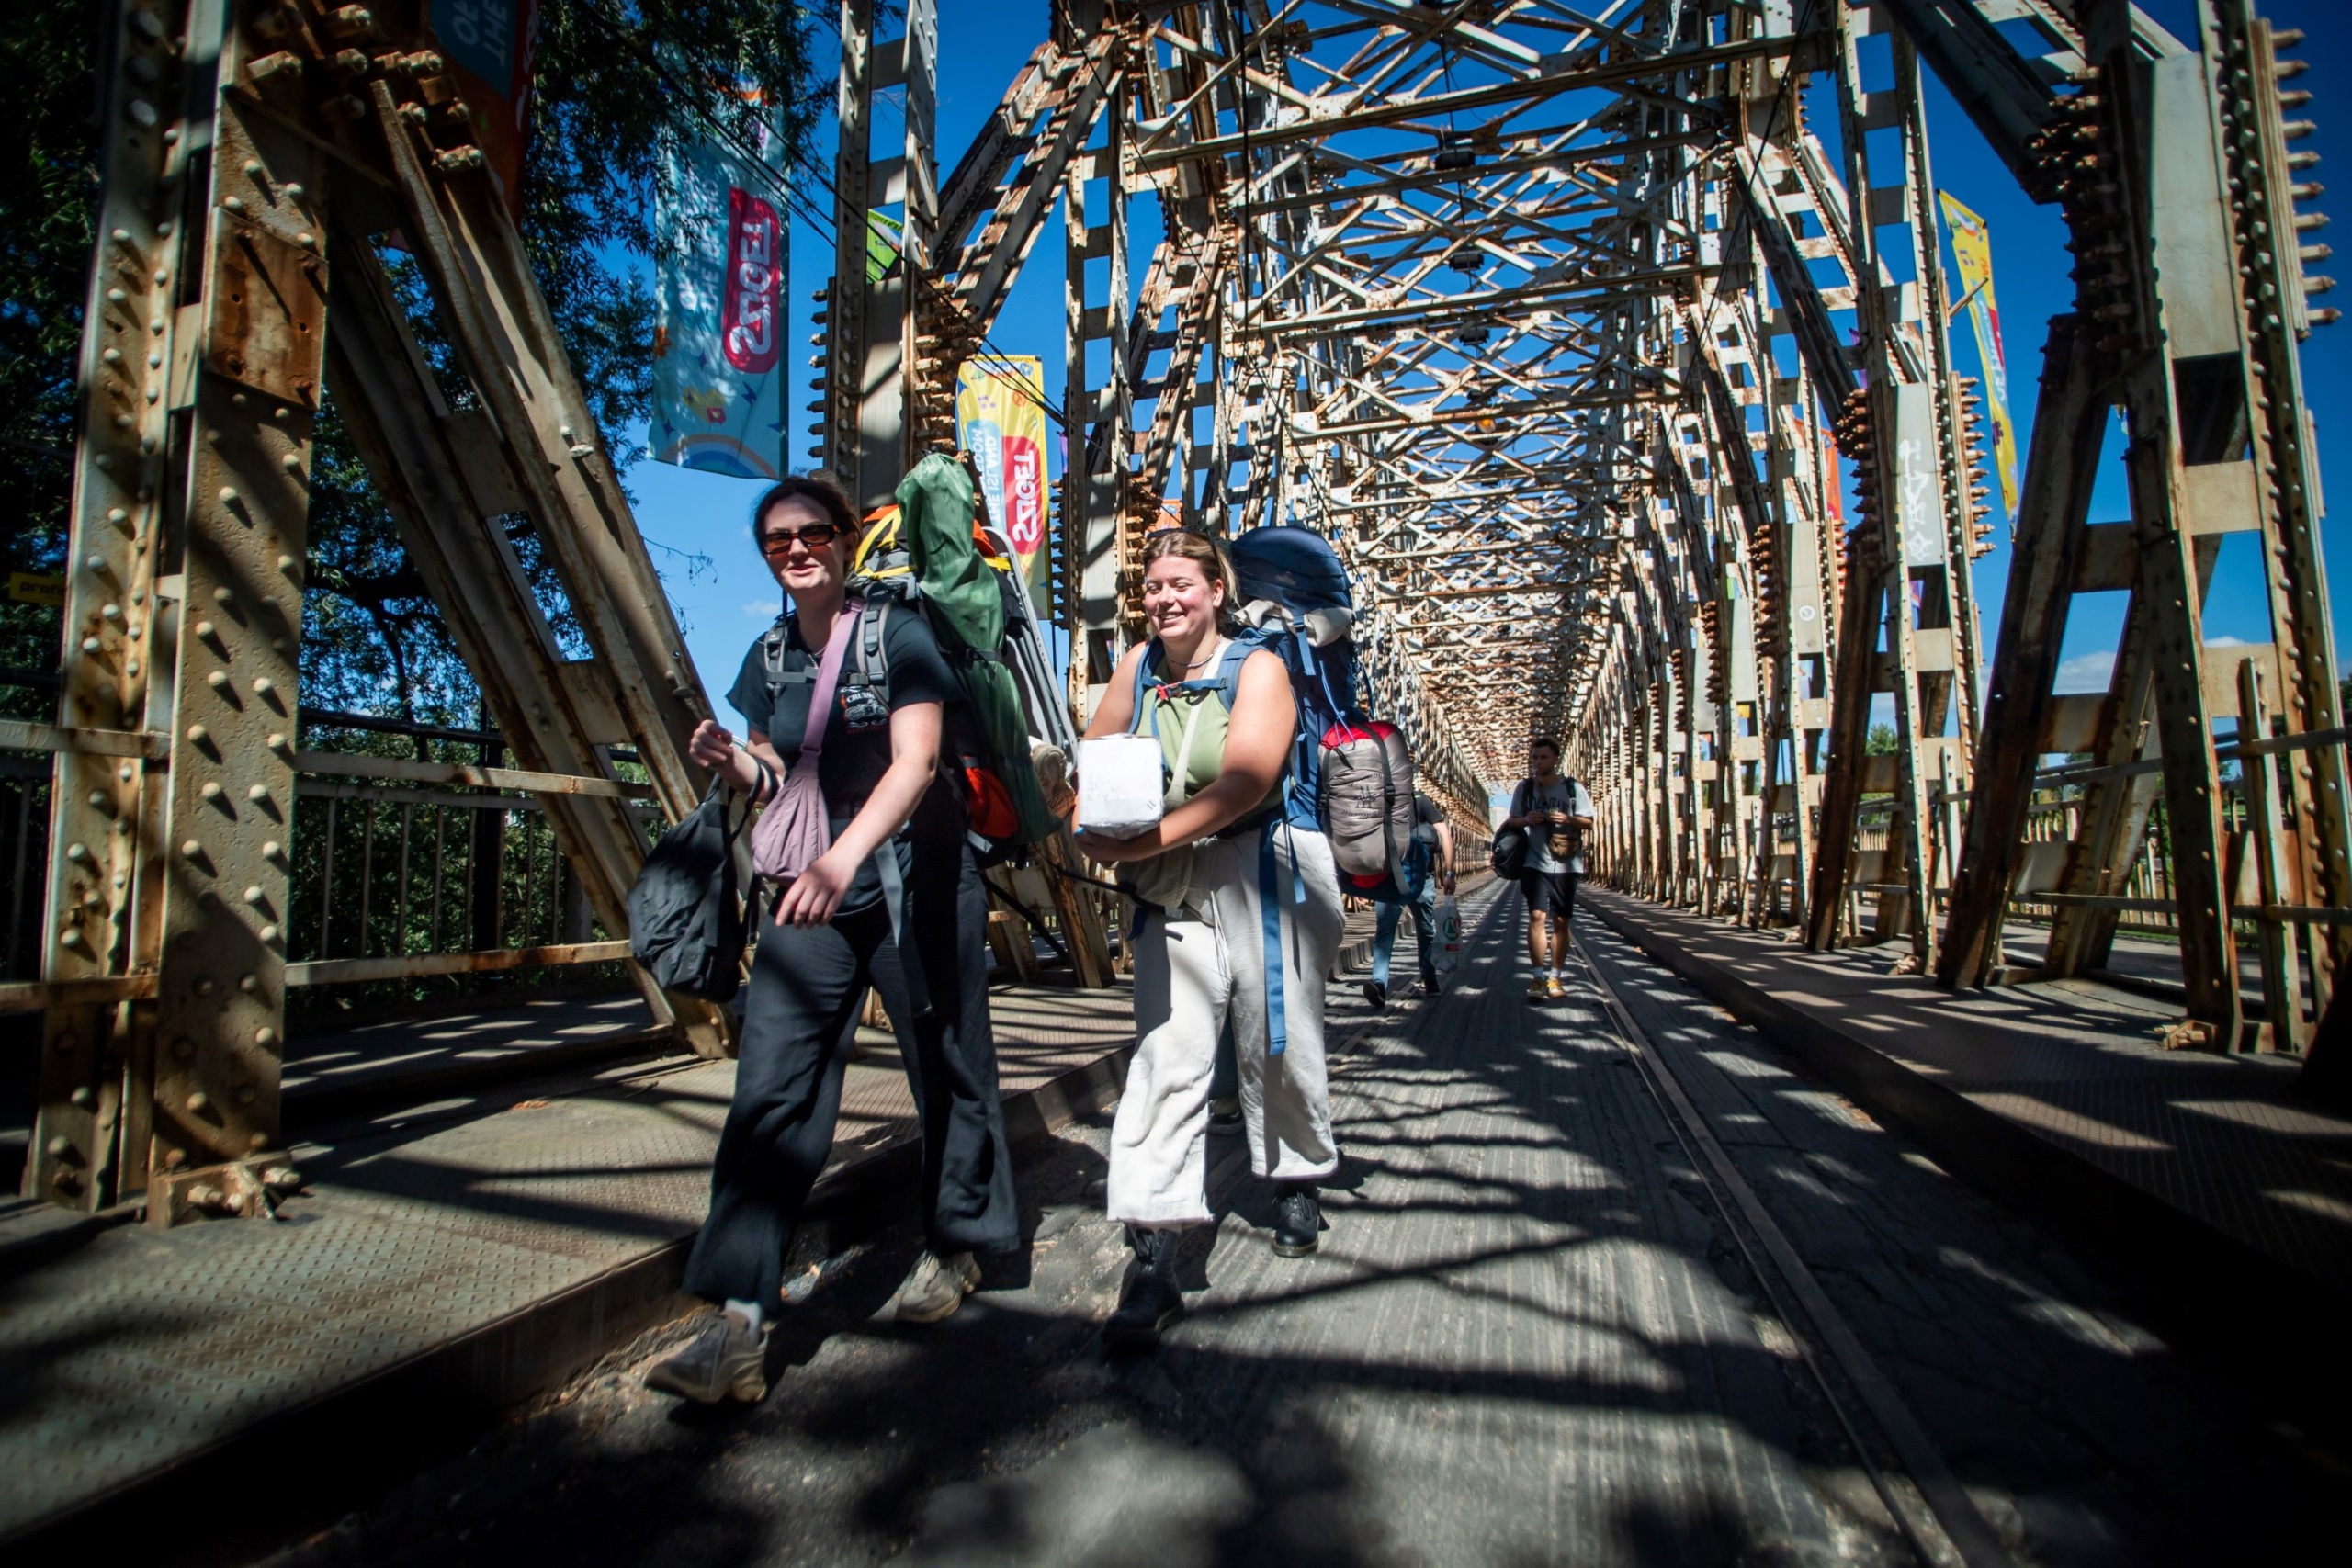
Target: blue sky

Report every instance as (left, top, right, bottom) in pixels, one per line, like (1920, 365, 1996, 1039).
(625, 3, 2350, 741)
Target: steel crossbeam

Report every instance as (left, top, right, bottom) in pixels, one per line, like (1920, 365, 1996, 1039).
(29, 0, 2352, 1220)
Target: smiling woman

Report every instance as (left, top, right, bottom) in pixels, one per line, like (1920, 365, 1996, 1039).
(644, 473, 1019, 1405)
(1077, 528, 1345, 1348)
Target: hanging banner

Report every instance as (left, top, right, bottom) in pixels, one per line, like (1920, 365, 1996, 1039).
(431, 0, 539, 220)
(957, 357, 1051, 600)
(650, 90, 788, 479)
(1938, 193, 2020, 520)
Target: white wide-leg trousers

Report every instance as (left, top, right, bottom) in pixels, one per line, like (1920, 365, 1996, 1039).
(1106, 824, 1345, 1227)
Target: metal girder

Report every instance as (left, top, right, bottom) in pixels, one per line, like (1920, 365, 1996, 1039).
(31, 0, 730, 1216)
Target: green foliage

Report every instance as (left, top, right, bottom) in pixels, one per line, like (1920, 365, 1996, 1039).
(1864, 723, 1899, 756)
(4, 1, 820, 726)
(0, 0, 99, 716)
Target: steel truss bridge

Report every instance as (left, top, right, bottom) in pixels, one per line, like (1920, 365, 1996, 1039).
(7, 0, 2346, 1221)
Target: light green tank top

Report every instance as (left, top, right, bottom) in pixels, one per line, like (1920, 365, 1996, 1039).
(1135, 642, 1286, 821)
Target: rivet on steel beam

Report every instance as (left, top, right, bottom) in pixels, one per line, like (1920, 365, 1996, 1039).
(107, 507, 130, 529)
(201, 781, 223, 800)
(85, 789, 108, 810)
(61, 929, 85, 950)
(65, 842, 91, 863)
(252, 678, 274, 697)
(259, 923, 281, 943)
(247, 1132, 270, 1151)
(46, 1136, 71, 1156)
(247, 784, 268, 803)
(70, 1086, 94, 1109)
(195, 619, 215, 639)
(254, 1027, 277, 1047)
(238, 972, 259, 994)
(107, 287, 128, 304)
(186, 1091, 209, 1112)
(242, 159, 261, 176)
(102, 602, 122, 621)
(281, 454, 303, 474)
(187, 723, 209, 746)
(219, 486, 239, 507)
(206, 671, 229, 691)
(213, 586, 232, 604)
(223, 195, 243, 212)
(80, 637, 101, 654)
(266, 733, 288, 754)
(180, 839, 201, 858)
(195, 977, 215, 996)
(243, 885, 266, 905)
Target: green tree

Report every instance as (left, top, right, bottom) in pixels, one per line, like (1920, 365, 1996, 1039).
(0, 0, 100, 718)
(1865, 723, 1899, 755)
(3, 2, 820, 726)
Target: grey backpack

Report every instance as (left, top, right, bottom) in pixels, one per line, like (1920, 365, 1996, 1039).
(1319, 717, 1417, 886)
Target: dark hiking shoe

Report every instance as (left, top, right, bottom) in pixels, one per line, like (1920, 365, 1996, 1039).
(644, 1311, 768, 1404)
(1361, 980, 1388, 1011)
(1208, 1095, 1243, 1133)
(885, 1249, 981, 1325)
(1104, 1227, 1182, 1348)
(1272, 1184, 1322, 1258)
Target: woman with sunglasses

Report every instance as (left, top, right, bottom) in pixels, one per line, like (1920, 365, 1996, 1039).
(644, 475, 1018, 1404)
(1078, 529, 1345, 1348)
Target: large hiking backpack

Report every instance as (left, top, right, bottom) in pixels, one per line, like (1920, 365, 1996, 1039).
(761, 451, 1061, 866)
(1227, 525, 1421, 901)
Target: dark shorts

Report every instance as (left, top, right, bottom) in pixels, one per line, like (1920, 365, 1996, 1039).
(1521, 869, 1578, 922)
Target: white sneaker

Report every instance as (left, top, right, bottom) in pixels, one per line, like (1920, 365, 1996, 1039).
(644, 1312, 768, 1404)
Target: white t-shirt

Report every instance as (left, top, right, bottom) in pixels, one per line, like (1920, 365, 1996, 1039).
(1517, 775, 1595, 875)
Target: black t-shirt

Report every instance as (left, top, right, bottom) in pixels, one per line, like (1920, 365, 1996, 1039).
(1410, 792, 1442, 849)
(726, 603, 964, 912)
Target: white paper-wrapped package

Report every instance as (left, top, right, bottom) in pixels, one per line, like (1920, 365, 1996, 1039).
(1075, 735, 1166, 839)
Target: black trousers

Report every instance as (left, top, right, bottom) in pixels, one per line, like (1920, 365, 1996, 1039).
(683, 840, 1019, 1313)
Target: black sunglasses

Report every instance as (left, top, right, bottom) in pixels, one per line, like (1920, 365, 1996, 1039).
(758, 523, 844, 557)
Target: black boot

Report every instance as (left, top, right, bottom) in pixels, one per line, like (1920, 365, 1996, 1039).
(1104, 1226, 1183, 1348)
(1272, 1183, 1322, 1258)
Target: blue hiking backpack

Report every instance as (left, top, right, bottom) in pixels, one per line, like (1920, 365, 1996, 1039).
(1228, 527, 1425, 906)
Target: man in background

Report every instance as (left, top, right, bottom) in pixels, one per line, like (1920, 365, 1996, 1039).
(1363, 791, 1454, 1010)
(1498, 737, 1592, 1002)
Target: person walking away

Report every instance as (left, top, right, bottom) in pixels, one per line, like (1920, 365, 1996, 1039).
(1363, 791, 1454, 1009)
(645, 475, 1019, 1404)
(1498, 737, 1592, 1003)
(1078, 530, 1346, 1348)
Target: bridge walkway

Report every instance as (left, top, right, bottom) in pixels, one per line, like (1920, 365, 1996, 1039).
(241, 882, 2327, 1568)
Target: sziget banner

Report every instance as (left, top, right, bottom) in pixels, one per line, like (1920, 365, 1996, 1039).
(432, 0, 538, 220)
(957, 357, 1051, 601)
(650, 88, 787, 480)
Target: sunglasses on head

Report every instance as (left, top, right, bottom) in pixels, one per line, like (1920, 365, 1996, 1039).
(758, 523, 844, 558)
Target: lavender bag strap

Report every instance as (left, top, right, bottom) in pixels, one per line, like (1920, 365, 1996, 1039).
(797, 596, 863, 761)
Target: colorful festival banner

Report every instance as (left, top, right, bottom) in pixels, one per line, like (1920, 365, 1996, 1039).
(957, 358, 1051, 600)
(1939, 193, 2020, 520)
(431, 0, 538, 220)
(650, 90, 788, 479)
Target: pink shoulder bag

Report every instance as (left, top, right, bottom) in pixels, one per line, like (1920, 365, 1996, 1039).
(750, 599, 862, 882)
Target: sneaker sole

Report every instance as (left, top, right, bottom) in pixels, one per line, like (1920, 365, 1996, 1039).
(1271, 1235, 1318, 1258)
(891, 1290, 967, 1325)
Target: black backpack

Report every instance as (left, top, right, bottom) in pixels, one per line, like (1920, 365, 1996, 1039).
(627, 782, 748, 1002)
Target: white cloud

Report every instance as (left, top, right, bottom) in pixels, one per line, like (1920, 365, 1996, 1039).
(2053, 649, 2115, 693)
